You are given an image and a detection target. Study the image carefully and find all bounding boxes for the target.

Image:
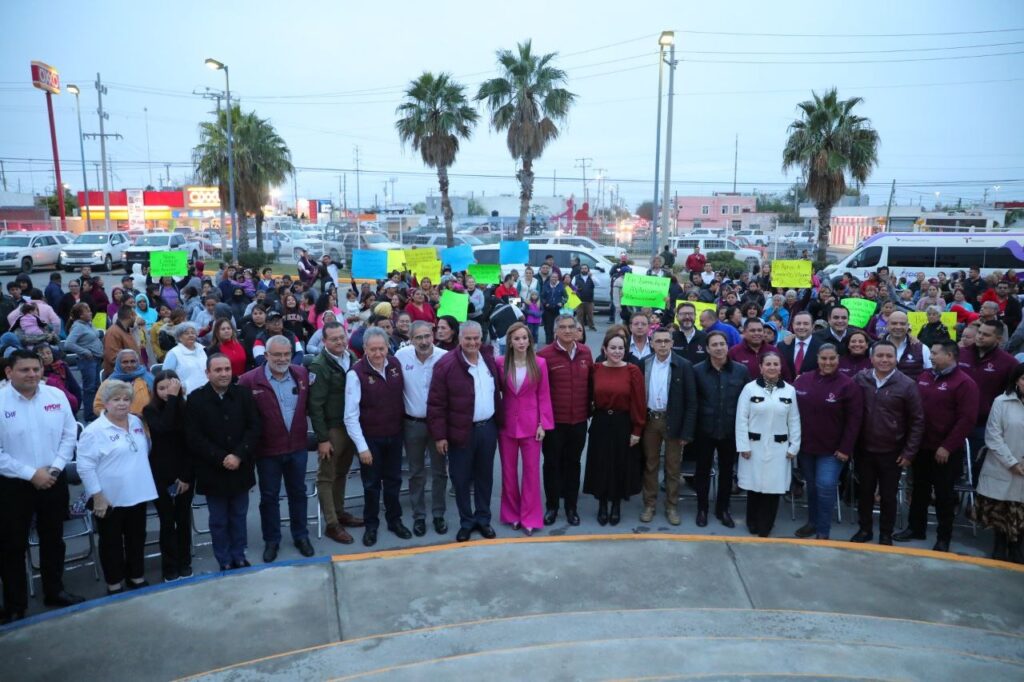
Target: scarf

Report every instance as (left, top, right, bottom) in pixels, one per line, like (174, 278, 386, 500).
(110, 354, 154, 390)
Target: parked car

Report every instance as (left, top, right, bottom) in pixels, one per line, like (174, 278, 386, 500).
(339, 232, 402, 253)
(471, 243, 611, 308)
(123, 233, 204, 270)
(670, 236, 762, 270)
(524, 234, 622, 262)
(401, 232, 484, 252)
(60, 231, 130, 272)
(733, 230, 769, 247)
(0, 231, 71, 273)
(782, 230, 817, 243)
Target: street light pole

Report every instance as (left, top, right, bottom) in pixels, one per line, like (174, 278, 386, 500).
(651, 40, 666, 259)
(68, 85, 92, 231)
(660, 36, 677, 243)
(206, 58, 238, 263)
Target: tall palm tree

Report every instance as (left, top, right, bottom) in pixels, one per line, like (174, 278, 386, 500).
(193, 104, 293, 255)
(782, 88, 880, 264)
(396, 72, 478, 248)
(476, 40, 575, 240)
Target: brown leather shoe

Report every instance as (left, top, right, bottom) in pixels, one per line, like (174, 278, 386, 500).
(338, 512, 365, 528)
(325, 524, 354, 545)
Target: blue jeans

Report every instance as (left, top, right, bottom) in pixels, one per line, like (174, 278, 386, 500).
(798, 451, 845, 538)
(207, 492, 249, 568)
(448, 418, 497, 530)
(78, 356, 100, 421)
(360, 435, 404, 530)
(256, 450, 310, 544)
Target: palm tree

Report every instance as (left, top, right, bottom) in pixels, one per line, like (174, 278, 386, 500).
(782, 88, 880, 264)
(476, 40, 575, 240)
(193, 104, 293, 255)
(396, 72, 478, 248)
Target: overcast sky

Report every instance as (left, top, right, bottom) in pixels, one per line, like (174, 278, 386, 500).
(2, 0, 1022, 212)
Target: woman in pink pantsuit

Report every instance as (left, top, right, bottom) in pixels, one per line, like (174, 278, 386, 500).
(496, 322, 555, 535)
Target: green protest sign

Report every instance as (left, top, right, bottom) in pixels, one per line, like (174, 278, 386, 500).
(437, 290, 469, 322)
(150, 251, 188, 277)
(621, 273, 670, 308)
(467, 263, 501, 285)
(841, 297, 877, 329)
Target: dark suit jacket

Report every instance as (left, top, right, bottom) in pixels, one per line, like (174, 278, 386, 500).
(642, 353, 698, 442)
(779, 334, 822, 381)
(185, 382, 261, 497)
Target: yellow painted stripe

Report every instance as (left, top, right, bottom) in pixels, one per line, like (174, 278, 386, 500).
(331, 532, 1024, 573)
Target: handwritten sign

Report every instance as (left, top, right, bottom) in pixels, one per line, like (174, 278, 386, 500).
(621, 273, 670, 308)
(908, 311, 957, 339)
(467, 263, 501, 285)
(404, 248, 436, 272)
(386, 249, 406, 274)
(499, 240, 529, 265)
(771, 260, 812, 290)
(351, 250, 387, 280)
(413, 259, 441, 284)
(841, 298, 877, 329)
(437, 290, 469, 322)
(440, 244, 475, 272)
(150, 251, 188, 277)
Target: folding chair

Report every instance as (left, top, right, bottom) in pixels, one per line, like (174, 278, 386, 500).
(190, 495, 212, 549)
(279, 452, 322, 539)
(953, 439, 977, 536)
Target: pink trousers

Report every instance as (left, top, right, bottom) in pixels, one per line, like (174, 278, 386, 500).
(498, 434, 544, 530)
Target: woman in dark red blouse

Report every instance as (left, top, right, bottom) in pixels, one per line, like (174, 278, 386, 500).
(583, 330, 646, 526)
(205, 317, 247, 377)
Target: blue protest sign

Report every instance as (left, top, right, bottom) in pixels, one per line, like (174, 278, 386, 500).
(440, 244, 475, 272)
(351, 250, 387, 279)
(499, 240, 530, 265)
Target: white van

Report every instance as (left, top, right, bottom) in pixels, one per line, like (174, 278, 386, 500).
(524, 234, 622, 262)
(822, 232, 1024, 281)
(471, 243, 611, 308)
(670, 236, 762, 270)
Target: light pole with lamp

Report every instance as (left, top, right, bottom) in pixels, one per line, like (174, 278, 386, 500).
(659, 32, 677, 245)
(205, 58, 238, 263)
(650, 31, 675, 259)
(993, 185, 1001, 207)
(67, 84, 92, 231)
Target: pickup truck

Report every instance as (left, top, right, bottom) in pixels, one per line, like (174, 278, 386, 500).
(123, 233, 205, 270)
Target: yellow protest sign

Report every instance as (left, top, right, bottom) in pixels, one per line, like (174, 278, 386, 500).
(771, 260, 812, 290)
(413, 259, 441, 284)
(92, 312, 107, 330)
(907, 311, 957, 339)
(386, 249, 406, 274)
(404, 248, 436, 272)
(565, 291, 581, 310)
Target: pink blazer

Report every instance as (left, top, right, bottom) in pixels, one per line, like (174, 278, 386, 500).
(496, 355, 556, 439)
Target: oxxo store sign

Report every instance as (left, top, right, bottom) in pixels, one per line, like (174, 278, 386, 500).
(30, 61, 60, 94)
(185, 186, 222, 209)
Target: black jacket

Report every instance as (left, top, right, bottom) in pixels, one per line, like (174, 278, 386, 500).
(185, 383, 261, 497)
(671, 327, 708, 366)
(573, 274, 596, 303)
(144, 394, 192, 487)
(692, 358, 750, 440)
(643, 353, 698, 442)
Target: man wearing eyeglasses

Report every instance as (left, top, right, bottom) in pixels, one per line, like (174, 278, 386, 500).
(238, 335, 316, 563)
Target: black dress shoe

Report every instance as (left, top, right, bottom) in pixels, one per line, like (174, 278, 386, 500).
(294, 537, 315, 557)
(543, 509, 558, 526)
(849, 529, 873, 543)
(126, 579, 150, 590)
(234, 559, 252, 569)
(716, 511, 735, 529)
(566, 509, 581, 526)
(263, 542, 280, 563)
(794, 523, 816, 538)
(597, 500, 608, 526)
(476, 524, 497, 539)
(362, 529, 378, 547)
(932, 538, 951, 552)
(878, 533, 893, 546)
(696, 510, 708, 527)
(433, 517, 448, 535)
(413, 519, 427, 537)
(893, 528, 926, 542)
(609, 502, 620, 526)
(43, 590, 85, 607)
(456, 527, 472, 542)
(1, 610, 25, 624)
(388, 522, 413, 539)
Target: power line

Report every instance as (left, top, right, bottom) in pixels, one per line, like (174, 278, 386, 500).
(679, 39, 1024, 55)
(675, 27, 1024, 38)
(682, 49, 1024, 65)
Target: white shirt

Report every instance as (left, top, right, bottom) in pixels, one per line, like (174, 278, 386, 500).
(701, 271, 715, 285)
(395, 345, 445, 418)
(556, 340, 577, 361)
(0, 384, 77, 480)
(164, 343, 209, 395)
(894, 336, 933, 369)
(463, 352, 496, 422)
(76, 414, 158, 507)
(326, 349, 351, 372)
(873, 369, 896, 390)
(630, 337, 652, 360)
(343, 361, 391, 454)
(647, 355, 671, 410)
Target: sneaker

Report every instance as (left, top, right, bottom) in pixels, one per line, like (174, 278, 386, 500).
(178, 566, 193, 579)
(162, 571, 180, 583)
(639, 507, 655, 523)
(794, 523, 816, 539)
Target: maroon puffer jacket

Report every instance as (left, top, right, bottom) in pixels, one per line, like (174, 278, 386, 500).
(537, 341, 594, 425)
(427, 346, 504, 448)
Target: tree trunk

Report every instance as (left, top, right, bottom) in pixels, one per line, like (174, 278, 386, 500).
(438, 165, 454, 248)
(237, 206, 250, 255)
(815, 202, 831, 265)
(255, 209, 264, 254)
(515, 156, 534, 240)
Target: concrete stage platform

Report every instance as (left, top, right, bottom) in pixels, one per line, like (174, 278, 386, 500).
(2, 536, 1022, 681)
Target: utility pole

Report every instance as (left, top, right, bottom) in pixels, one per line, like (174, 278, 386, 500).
(353, 145, 362, 235)
(983, 187, 989, 206)
(196, 89, 226, 235)
(553, 169, 556, 196)
(595, 168, 607, 229)
(660, 41, 677, 241)
(164, 163, 171, 189)
(883, 179, 896, 233)
(342, 174, 347, 216)
(94, 162, 101, 191)
(0, 160, 6, 191)
(732, 134, 738, 193)
(575, 157, 592, 207)
(144, 107, 153, 186)
(93, 73, 115, 230)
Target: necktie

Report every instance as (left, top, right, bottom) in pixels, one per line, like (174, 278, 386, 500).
(795, 340, 805, 371)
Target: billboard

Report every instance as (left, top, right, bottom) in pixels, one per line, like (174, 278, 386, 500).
(127, 189, 146, 229)
(30, 61, 60, 94)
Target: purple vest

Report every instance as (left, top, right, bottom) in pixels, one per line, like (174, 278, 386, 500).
(353, 356, 404, 438)
(896, 338, 925, 379)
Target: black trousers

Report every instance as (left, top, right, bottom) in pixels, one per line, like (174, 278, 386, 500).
(153, 486, 194, 575)
(693, 434, 737, 514)
(0, 475, 68, 612)
(360, 435, 404, 530)
(543, 422, 588, 512)
(542, 308, 559, 345)
(856, 451, 902, 535)
(746, 491, 781, 537)
(907, 448, 963, 540)
(95, 501, 148, 585)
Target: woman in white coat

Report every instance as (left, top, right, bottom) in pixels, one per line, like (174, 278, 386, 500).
(735, 352, 801, 537)
(976, 364, 1024, 563)
(162, 322, 208, 395)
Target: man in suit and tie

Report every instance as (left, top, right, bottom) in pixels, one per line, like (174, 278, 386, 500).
(780, 311, 822, 381)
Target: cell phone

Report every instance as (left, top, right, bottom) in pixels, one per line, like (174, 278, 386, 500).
(167, 483, 179, 497)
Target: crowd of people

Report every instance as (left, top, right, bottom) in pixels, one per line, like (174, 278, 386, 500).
(0, 244, 1021, 625)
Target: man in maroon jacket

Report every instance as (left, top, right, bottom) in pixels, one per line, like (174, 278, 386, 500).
(428, 321, 503, 543)
(537, 314, 594, 526)
(896, 340, 979, 552)
(684, 245, 706, 275)
(238, 335, 315, 563)
(851, 340, 925, 546)
(727, 318, 778, 381)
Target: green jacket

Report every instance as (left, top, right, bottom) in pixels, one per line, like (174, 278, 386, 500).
(307, 349, 356, 443)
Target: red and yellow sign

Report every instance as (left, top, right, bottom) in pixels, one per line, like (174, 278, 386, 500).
(185, 186, 222, 209)
(30, 61, 60, 94)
